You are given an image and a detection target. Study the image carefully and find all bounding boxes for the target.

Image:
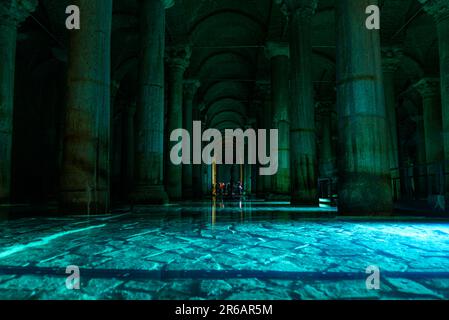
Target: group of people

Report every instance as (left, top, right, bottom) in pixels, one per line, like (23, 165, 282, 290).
(215, 181, 244, 198)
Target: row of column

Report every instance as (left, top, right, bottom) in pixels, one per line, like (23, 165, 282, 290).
(274, 0, 448, 213)
(3, 0, 447, 215)
(272, 0, 393, 213)
(61, 0, 187, 211)
(61, 0, 198, 210)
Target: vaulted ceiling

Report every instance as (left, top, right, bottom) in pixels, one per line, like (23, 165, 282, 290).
(20, 0, 440, 132)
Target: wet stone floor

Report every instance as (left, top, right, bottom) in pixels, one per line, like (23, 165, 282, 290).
(1, 200, 449, 300)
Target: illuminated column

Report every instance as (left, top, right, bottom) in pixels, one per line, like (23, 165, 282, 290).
(414, 78, 443, 166)
(336, 0, 392, 215)
(265, 42, 291, 197)
(278, 0, 318, 205)
(60, 0, 113, 214)
(182, 80, 200, 199)
(0, 0, 37, 202)
(419, 0, 449, 167)
(166, 45, 191, 200)
(132, 0, 173, 204)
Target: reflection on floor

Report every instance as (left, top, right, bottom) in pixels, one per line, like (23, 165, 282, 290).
(0, 200, 449, 300)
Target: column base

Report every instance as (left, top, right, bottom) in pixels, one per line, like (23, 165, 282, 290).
(338, 173, 393, 216)
(130, 185, 168, 205)
(59, 190, 110, 215)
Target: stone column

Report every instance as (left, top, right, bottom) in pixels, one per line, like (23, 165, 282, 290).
(382, 47, 402, 199)
(412, 114, 428, 199)
(419, 0, 449, 167)
(182, 80, 200, 199)
(336, 0, 392, 215)
(60, 0, 113, 214)
(382, 48, 402, 171)
(278, 0, 318, 205)
(265, 42, 291, 198)
(414, 78, 444, 165)
(131, 0, 173, 204)
(165, 45, 191, 200)
(317, 101, 336, 179)
(0, 0, 37, 202)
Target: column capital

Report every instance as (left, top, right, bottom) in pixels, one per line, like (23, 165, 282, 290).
(162, 0, 175, 9)
(275, 0, 317, 17)
(0, 0, 37, 27)
(265, 41, 290, 59)
(418, 0, 449, 23)
(166, 45, 192, 71)
(414, 78, 440, 98)
(381, 47, 403, 73)
(184, 79, 201, 99)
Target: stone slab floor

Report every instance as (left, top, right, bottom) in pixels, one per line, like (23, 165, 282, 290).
(0, 200, 449, 300)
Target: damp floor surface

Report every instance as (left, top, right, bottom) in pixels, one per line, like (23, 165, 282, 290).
(1, 201, 449, 300)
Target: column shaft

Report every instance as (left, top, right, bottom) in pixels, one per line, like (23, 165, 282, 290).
(270, 53, 291, 196)
(336, 0, 392, 215)
(182, 80, 200, 199)
(0, 20, 16, 202)
(414, 79, 444, 165)
(434, 4, 449, 201)
(383, 69, 400, 170)
(419, 0, 449, 201)
(286, 1, 318, 205)
(166, 47, 190, 200)
(382, 47, 403, 199)
(0, 0, 37, 202)
(132, 0, 169, 204)
(60, 0, 112, 214)
(317, 102, 336, 179)
(414, 115, 428, 199)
